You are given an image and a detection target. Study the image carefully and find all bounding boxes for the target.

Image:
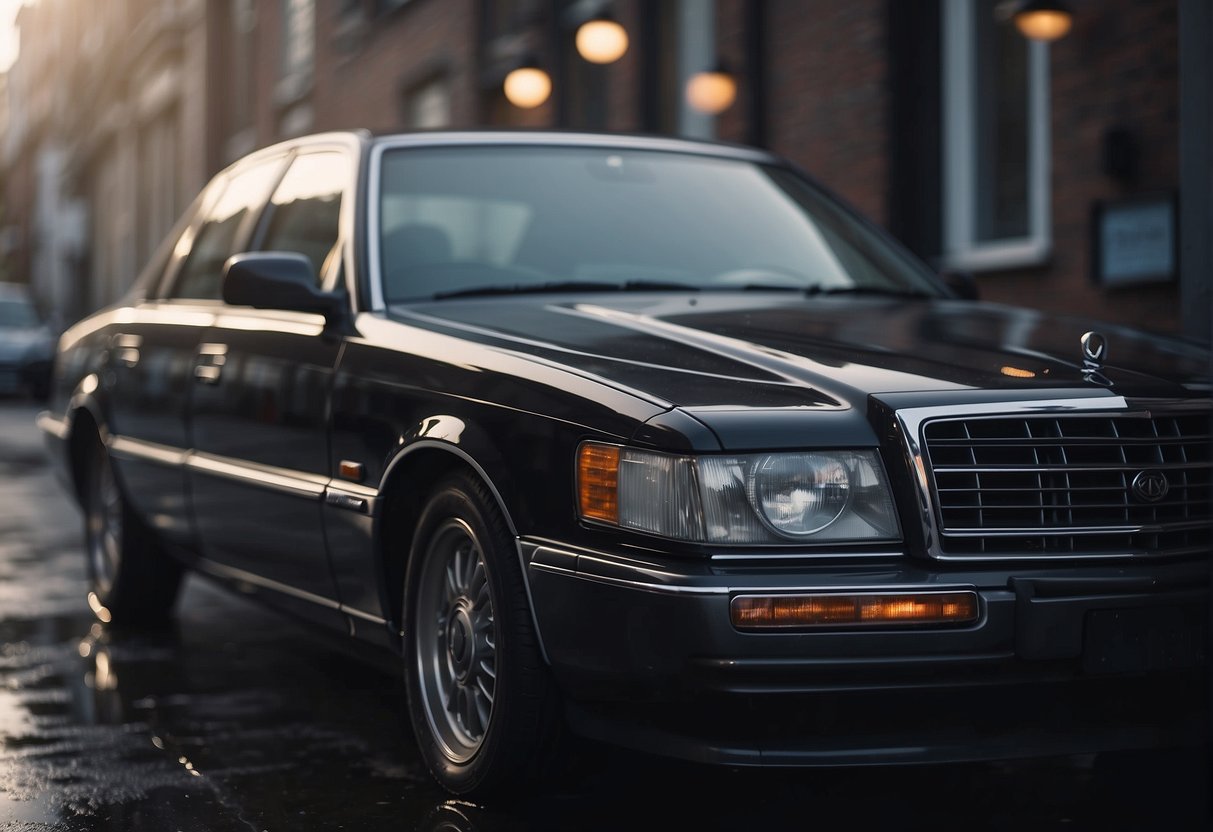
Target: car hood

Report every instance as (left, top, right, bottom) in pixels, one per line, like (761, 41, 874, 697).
(391, 293, 1210, 413)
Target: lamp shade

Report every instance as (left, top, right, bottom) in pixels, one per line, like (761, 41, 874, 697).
(1013, 0, 1073, 41)
(503, 64, 552, 109)
(576, 16, 629, 64)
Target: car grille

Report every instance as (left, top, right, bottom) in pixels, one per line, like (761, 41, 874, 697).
(922, 411, 1212, 558)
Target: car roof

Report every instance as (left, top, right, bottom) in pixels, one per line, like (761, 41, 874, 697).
(217, 130, 781, 182)
(366, 129, 779, 164)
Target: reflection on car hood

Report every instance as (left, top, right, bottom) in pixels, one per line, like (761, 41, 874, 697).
(391, 293, 1210, 410)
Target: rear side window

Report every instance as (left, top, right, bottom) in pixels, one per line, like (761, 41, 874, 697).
(170, 159, 286, 300)
(259, 151, 348, 284)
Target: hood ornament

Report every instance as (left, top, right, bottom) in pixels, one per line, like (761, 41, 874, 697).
(1080, 331, 1112, 386)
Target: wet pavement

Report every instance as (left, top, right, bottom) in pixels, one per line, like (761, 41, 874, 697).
(0, 398, 1210, 830)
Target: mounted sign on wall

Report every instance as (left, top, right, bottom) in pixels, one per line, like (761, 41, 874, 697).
(1091, 194, 1178, 287)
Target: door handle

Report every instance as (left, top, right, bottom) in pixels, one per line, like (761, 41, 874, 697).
(194, 365, 221, 384)
(194, 343, 228, 384)
(110, 333, 142, 367)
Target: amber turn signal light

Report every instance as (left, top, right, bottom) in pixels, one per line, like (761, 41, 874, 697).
(577, 442, 620, 524)
(731, 591, 979, 629)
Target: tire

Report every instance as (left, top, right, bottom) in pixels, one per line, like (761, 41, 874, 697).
(403, 471, 563, 799)
(82, 433, 183, 625)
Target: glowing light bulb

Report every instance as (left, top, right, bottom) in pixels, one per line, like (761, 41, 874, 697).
(576, 17, 629, 64)
(503, 66, 552, 109)
(1013, 1, 1072, 41)
(686, 69, 737, 115)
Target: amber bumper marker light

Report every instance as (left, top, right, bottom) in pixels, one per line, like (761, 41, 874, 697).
(578, 442, 620, 523)
(731, 591, 979, 629)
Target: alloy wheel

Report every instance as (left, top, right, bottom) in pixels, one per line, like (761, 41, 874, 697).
(414, 517, 498, 762)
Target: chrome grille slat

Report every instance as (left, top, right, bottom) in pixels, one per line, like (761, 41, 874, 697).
(932, 461, 1209, 472)
(927, 435, 1211, 446)
(921, 410, 1212, 559)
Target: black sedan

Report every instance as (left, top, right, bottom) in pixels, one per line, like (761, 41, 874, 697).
(38, 131, 1210, 798)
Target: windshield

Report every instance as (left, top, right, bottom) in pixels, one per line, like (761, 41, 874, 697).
(377, 146, 946, 303)
(0, 298, 40, 328)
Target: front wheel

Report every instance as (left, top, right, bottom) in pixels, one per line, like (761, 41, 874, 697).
(82, 434, 183, 625)
(403, 472, 563, 799)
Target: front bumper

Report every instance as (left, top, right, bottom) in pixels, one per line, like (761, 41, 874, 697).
(523, 540, 1209, 764)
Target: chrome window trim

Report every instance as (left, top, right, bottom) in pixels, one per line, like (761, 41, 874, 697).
(367, 141, 386, 311)
(893, 395, 1213, 561)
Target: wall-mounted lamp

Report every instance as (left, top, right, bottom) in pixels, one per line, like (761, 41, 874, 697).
(686, 62, 737, 116)
(1012, 0, 1073, 41)
(575, 13, 629, 64)
(503, 57, 552, 109)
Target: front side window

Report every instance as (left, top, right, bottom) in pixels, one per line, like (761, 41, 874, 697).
(941, 0, 1050, 270)
(170, 160, 286, 300)
(259, 151, 348, 284)
(376, 146, 944, 304)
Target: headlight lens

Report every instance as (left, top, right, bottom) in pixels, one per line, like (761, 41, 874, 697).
(578, 444, 900, 544)
(747, 453, 850, 536)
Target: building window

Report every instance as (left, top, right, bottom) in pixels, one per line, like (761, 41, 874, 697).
(138, 108, 179, 264)
(941, 0, 1050, 271)
(404, 74, 453, 129)
(282, 0, 315, 84)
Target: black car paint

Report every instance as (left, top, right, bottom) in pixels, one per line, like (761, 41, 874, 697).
(39, 131, 1210, 767)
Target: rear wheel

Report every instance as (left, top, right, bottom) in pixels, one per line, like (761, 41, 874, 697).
(82, 434, 183, 625)
(403, 471, 562, 799)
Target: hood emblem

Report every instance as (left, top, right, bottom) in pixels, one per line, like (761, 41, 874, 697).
(1131, 470, 1169, 502)
(1080, 331, 1112, 386)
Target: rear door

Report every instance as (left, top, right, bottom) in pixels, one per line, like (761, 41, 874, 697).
(187, 146, 354, 621)
(103, 165, 279, 550)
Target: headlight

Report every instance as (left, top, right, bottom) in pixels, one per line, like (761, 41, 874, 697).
(577, 443, 900, 544)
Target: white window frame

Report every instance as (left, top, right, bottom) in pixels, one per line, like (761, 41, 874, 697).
(942, 0, 1051, 272)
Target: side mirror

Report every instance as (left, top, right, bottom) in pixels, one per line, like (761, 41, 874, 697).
(222, 252, 345, 321)
(939, 269, 979, 301)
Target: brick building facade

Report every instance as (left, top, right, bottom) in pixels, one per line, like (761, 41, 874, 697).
(0, 0, 1198, 340)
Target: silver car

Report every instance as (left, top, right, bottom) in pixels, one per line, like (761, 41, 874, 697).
(0, 282, 54, 400)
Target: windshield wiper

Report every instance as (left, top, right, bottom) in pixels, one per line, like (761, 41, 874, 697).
(432, 280, 700, 300)
(803, 285, 934, 299)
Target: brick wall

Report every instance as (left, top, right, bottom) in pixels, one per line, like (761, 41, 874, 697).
(314, 0, 480, 133)
(758, 0, 889, 227)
